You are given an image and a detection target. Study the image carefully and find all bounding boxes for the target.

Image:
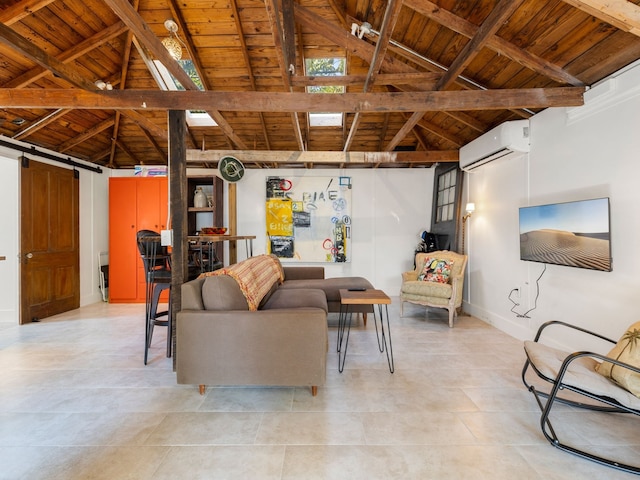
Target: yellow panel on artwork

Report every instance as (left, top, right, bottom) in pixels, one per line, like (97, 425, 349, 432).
(266, 199, 293, 236)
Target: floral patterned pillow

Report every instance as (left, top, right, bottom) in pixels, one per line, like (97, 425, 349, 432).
(418, 257, 453, 284)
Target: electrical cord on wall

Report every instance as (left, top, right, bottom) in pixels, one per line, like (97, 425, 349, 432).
(508, 264, 547, 318)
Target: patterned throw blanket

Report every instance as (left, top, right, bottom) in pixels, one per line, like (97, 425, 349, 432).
(200, 254, 284, 310)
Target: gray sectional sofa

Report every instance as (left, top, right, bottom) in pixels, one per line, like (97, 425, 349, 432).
(176, 254, 373, 395)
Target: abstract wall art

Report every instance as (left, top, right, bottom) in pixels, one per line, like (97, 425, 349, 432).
(266, 175, 352, 262)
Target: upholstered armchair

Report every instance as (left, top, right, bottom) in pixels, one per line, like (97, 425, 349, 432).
(400, 250, 468, 327)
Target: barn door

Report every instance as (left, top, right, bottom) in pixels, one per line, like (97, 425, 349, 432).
(20, 158, 79, 324)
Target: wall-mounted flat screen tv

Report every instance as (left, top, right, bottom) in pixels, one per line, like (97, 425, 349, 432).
(519, 197, 611, 272)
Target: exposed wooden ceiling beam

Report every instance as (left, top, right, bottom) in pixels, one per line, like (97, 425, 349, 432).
(139, 125, 166, 163)
(281, 0, 297, 73)
(414, 116, 464, 146)
(364, 0, 403, 91)
(405, 0, 584, 86)
(103, 0, 248, 150)
(121, 110, 166, 138)
(345, 0, 404, 151)
(0, 22, 98, 91)
(0, 87, 585, 111)
(165, 0, 206, 152)
(437, 0, 527, 91)
(377, 113, 391, 151)
(167, 0, 205, 87)
(397, 1, 525, 152)
(298, 5, 479, 149)
(0, 0, 55, 24)
(187, 149, 458, 165)
(295, 5, 416, 76)
(264, 0, 305, 150)
(229, 0, 271, 150)
(327, 0, 349, 29)
(302, 6, 532, 142)
(410, 123, 430, 151)
(562, 0, 640, 37)
(109, 112, 122, 168)
(115, 138, 137, 162)
(385, 111, 424, 151)
(58, 117, 116, 152)
(12, 108, 70, 140)
(91, 147, 113, 166)
(110, 0, 140, 168)
(291, 72, 441, 88)
(3, 21, 128, 89)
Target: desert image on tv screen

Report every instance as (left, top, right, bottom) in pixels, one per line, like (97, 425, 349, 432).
(519, 198, 611, 272)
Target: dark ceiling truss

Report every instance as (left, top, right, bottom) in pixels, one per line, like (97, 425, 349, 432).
(265, 0, 306, 151)
(0, 0, 638, 169)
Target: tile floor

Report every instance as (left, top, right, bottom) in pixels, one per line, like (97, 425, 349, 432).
(0, 300, 638, 479)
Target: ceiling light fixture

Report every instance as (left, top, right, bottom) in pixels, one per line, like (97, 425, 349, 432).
(95, 80, 113, 90)
(162, 19, 183, 61)
(350, 22, 372, 39)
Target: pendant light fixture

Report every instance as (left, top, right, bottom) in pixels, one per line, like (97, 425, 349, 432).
(162, 19, 183, 61)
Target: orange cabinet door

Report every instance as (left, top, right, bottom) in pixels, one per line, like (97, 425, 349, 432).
(109, 177, 169, 303)
(136, 177, 168, 232)
(109, 178, 138, 302)
(136, 177, 168, 302)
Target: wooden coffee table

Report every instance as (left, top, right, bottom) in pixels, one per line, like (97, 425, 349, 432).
(337, 289, 394, 373)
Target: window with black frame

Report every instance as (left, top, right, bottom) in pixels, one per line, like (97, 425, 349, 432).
(435, 169, 457, 223)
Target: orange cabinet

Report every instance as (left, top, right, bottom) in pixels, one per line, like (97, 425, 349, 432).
(109, 177, 168, 303)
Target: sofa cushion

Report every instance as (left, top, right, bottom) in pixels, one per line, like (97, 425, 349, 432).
(596, 321, 640, 397)
(415, 251, 465, 278)
(258, 279, 280, 309)
(280, 276, 373, 303)
(418, 257, 453, 283)
(201, 254, 283, 310)
(525, 340, 640, 409)
(181, 277, 205, 310)
(202, 275, 249, 311)
(262, 288, 328, 312)
(401, 280, 452, 300)
(282, 265, 325, 281)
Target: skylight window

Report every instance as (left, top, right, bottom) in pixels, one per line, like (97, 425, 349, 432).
(305, 58, 345, 127)
(151, 59, 216, 127)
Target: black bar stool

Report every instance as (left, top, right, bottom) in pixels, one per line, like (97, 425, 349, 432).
(136, 230, 172, 365)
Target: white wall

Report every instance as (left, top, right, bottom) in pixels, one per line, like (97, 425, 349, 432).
(464, 61, 640, 352)
(0, 137, 111, 322)
(0, 149, 432, 323)
(236, 168, 434, 293)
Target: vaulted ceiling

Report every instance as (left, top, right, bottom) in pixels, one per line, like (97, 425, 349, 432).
(0, 0, 639, 169)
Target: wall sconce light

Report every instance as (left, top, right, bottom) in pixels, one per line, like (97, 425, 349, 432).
(463, 202, 475, 221)
(162, 19, 183, 61)
(461, 202, 475, 254)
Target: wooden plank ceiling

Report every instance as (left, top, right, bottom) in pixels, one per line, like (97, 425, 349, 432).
(0, 0, 639, 169)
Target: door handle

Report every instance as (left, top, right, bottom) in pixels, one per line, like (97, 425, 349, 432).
(26, 253, 33, 259)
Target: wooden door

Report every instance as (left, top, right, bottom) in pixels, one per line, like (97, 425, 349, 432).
(20, 159, 79, 324)
(109, 178, 138, 302)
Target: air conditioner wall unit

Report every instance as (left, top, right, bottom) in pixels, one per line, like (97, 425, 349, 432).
(459, 120, 530, 172)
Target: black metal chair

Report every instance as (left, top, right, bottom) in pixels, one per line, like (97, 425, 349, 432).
(189, 241, 223, 274)
(522, 320, 640, 475)
(136, 230, 172, 365)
